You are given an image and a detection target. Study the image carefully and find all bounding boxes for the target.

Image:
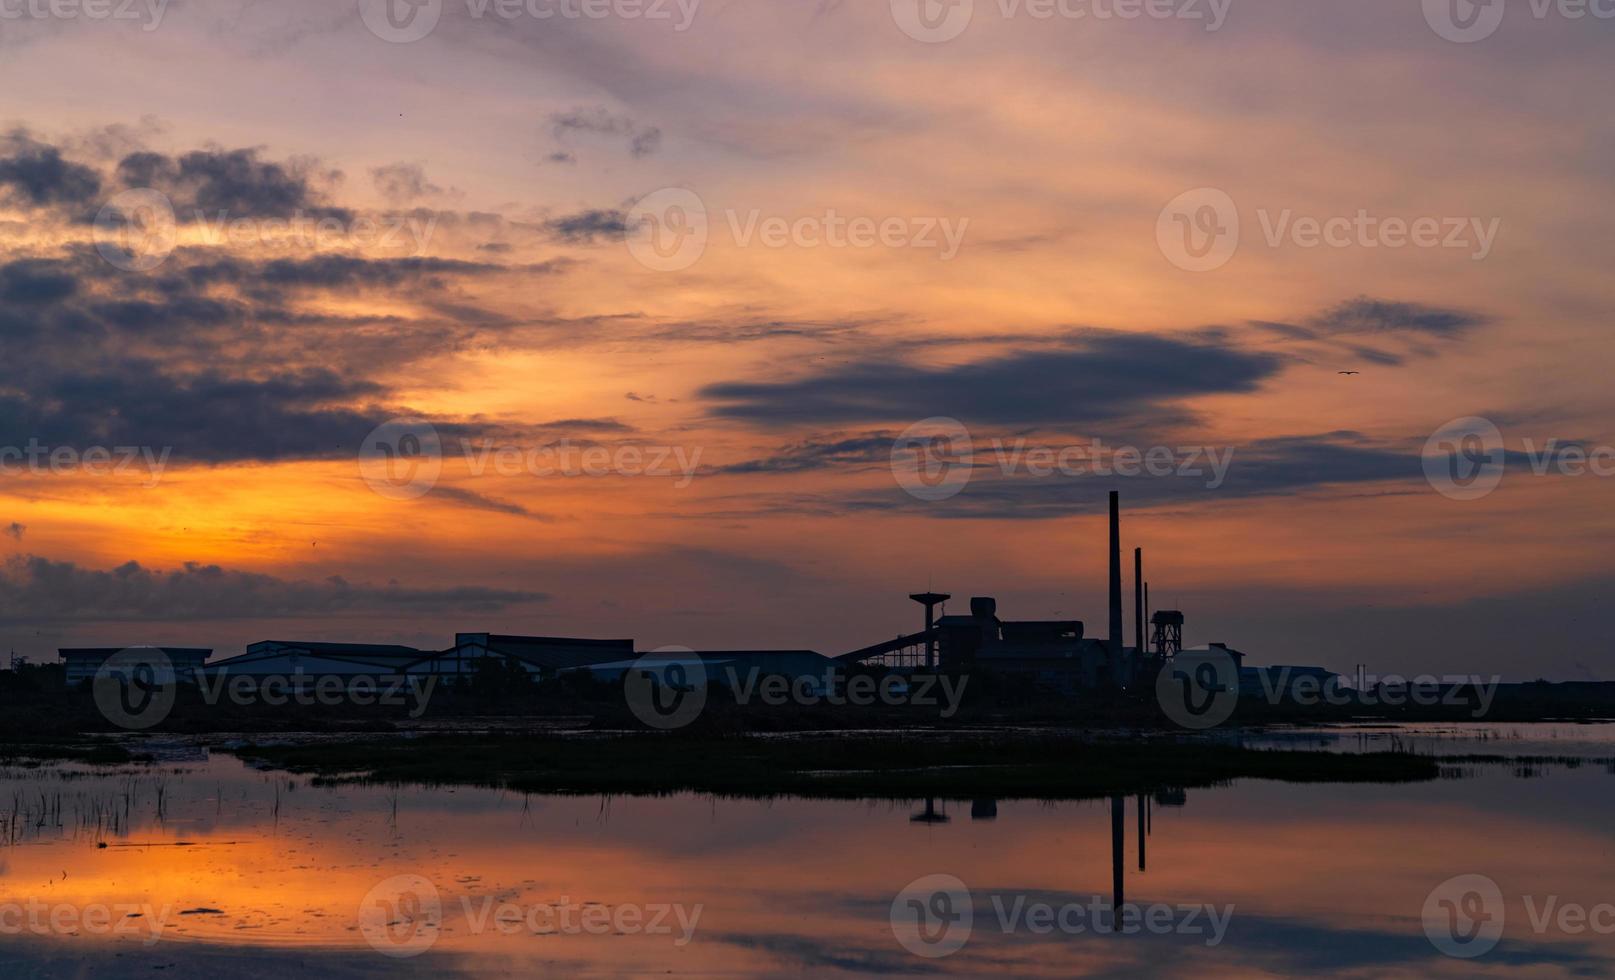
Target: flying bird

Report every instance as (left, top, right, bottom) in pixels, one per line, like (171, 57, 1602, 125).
(1338, 370, 1360, 376)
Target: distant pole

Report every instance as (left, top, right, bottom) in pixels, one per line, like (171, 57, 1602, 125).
(1134, 548, 1144, 664)
(1144, 582, 1151, 656)
(1108, 491, 1124, 688)
(1110, 794, 1125, 930)
(1137, 792, 1146, 870)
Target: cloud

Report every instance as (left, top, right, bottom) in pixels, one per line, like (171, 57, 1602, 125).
(114, 146, 350, 220)
(700, 331, 1284, 428)
(1312, 296, 1489, 337)
(544, 208, 629, 244)
(712, 432, 897, 475)
(369, 162, 445, 204)
(0, 554, 546, 624)
(549, 107, 663, 158)
(427, 486, 552, 520)
(0, 129, 103, 208)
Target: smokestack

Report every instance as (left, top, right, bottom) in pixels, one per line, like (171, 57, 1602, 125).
(1134, 548, 1144, 664)
(1109, 490, 1124, 688)
(1144, 582, 1151, 657)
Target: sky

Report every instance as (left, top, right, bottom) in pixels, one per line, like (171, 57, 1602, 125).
(0, 0, 1612, 679)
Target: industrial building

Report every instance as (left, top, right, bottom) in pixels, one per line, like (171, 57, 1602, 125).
(838, 491, 1170, 695)
(57, 647, 212, 685)
(571, 650, 839, 697)
(56, 492, 1315, 709)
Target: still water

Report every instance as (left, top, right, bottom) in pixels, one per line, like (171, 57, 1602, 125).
(2, 724, 1613, 978)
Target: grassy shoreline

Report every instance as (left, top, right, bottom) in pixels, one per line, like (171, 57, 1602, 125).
(222, 732, 1440, 801)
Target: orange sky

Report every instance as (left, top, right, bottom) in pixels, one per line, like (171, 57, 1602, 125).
(1, 1, 1612, 677)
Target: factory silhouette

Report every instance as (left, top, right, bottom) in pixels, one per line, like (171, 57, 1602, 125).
(48, 489, 1547, 720)
(53, 491, 1290, 718)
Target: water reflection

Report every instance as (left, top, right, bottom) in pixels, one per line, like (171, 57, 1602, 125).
(0, 726, 1612, 977)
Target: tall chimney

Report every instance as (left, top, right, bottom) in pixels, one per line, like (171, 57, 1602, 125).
(1108, 490, 1124, 688)
(1134, 547, 1144, 664)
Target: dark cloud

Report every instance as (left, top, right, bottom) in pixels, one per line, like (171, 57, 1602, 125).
(369, 162, 444, 204)
(426, 486, 551, 520)
(0, 130, 102, 208)
(186, 253, 505, 290)
(700, 331, 1283, 428)
(1312, 296, 1488, 336)
(549, 107, 662, 159)
(0, 367, 389, 463)
(0, 247, 523, 464)
(0, 555, 546, 624)
(544, 208, 629, 244)
(713, 433, 896, 475)
(0, 259, 78, 304)
(629, 128, 663, 158)
(114, 146, 350, 221)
